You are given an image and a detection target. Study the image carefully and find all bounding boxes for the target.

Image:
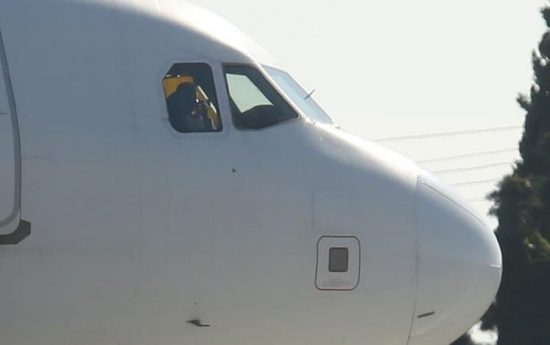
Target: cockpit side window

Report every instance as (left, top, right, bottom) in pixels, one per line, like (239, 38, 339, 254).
(224, 65, 298, 130)
(163, 63, 222, 133)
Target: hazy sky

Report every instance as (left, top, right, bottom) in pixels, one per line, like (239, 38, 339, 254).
(194, 0, 545, 226)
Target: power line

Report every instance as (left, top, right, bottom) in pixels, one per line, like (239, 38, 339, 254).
(432, 161, 513, 174)
(374, 125, 522, 143)
(450, 178, 501, 187)
(417, 148, 518, 164)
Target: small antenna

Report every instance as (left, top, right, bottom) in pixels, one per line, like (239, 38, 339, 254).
(187, 319, 211, 327)
(304, 88, 316, 100)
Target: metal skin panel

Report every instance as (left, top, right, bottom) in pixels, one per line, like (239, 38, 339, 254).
(409, 173, 502, 345)
(0, 1, 501, 345)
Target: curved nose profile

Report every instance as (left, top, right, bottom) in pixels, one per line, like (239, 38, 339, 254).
(407, 173, 502, 345)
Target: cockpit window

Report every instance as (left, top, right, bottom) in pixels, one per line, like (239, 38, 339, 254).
(224, 65, 298, 130)
(163, 63, 221, 133)
(264, 67, 333, 125)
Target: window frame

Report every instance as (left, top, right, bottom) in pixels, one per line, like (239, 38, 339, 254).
(222, 63, 302, 131)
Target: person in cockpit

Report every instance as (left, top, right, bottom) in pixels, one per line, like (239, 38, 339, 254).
(166, 82, 213, 133)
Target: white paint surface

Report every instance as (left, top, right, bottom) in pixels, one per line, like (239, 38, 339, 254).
(0, 1, 502, 345)
(0, 51, 17, 233)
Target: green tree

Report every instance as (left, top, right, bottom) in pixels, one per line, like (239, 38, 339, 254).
(452, 5, 550, 345)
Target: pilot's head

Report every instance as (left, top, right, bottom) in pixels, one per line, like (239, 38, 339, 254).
(172, 82, 197, 113)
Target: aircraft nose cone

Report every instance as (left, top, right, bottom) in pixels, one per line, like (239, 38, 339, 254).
(407, 174, 502, 345)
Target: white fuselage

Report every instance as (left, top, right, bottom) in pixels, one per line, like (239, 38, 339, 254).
(0, 1, 501, 345)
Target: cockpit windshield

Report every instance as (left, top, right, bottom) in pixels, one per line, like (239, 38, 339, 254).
(264, 67, 333, 125)
(224, 65, 299, 130)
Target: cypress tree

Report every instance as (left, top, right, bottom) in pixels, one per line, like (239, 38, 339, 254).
(453, 5, 550, 345)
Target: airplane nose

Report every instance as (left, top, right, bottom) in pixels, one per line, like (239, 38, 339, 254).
(407, 173, 502, 345)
